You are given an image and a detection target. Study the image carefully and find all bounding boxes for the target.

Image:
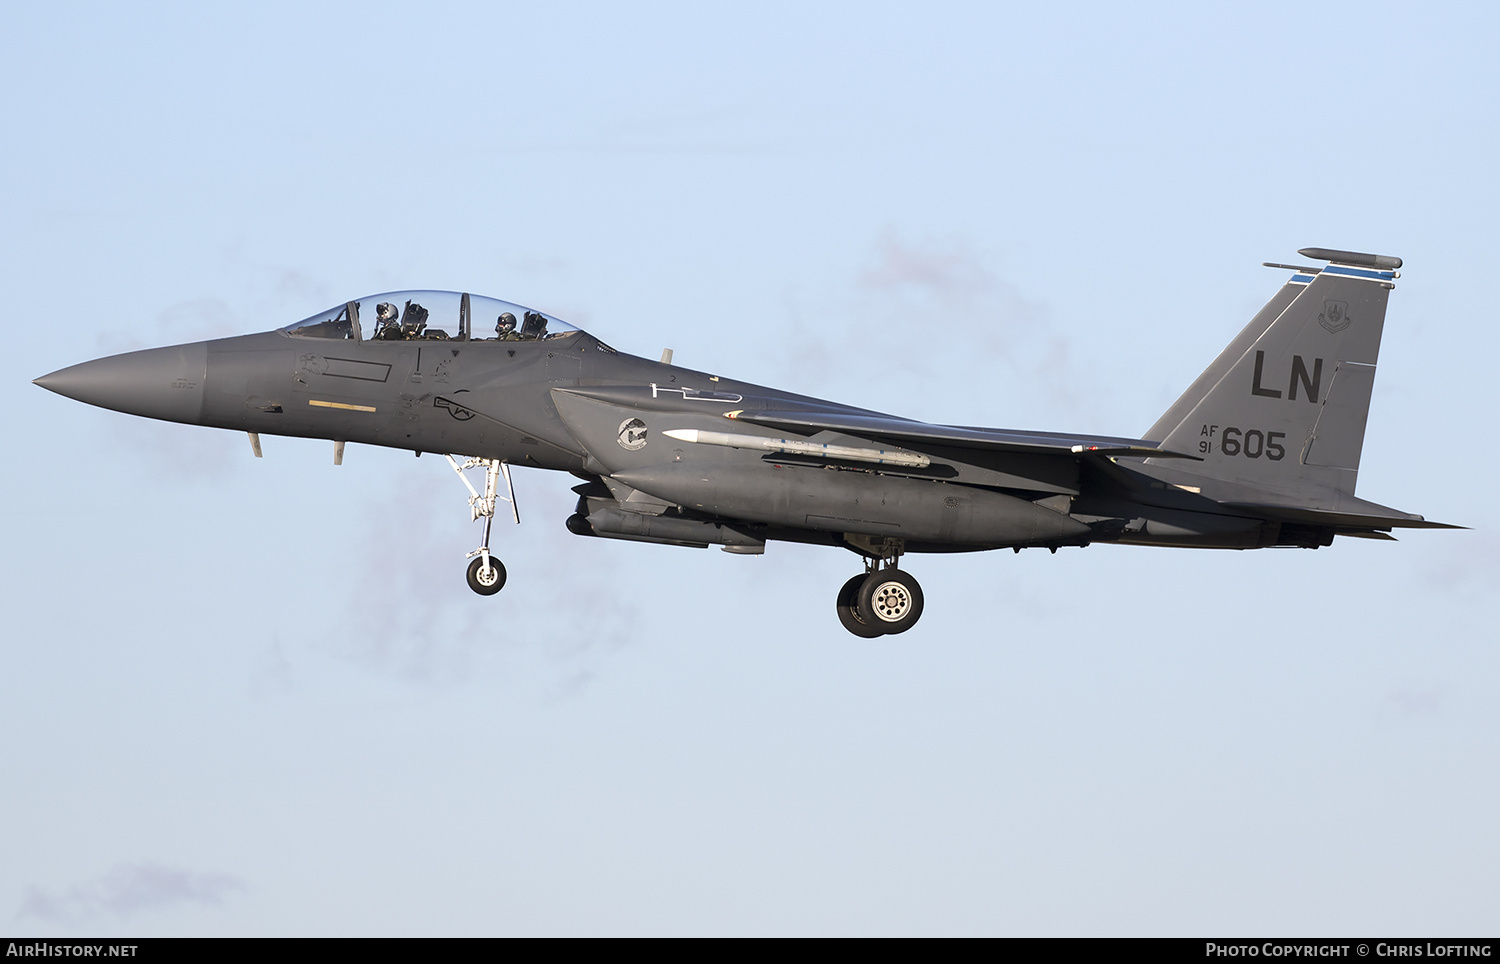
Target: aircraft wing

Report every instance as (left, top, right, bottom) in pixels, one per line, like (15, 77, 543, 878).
(729, 409, 1200, 460)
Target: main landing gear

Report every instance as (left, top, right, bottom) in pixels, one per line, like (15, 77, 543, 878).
(446, 455, 518, 596)
(836, 539, 924, 637)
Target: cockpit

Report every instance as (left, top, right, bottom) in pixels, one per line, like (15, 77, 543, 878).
(280, 291, 587, 344)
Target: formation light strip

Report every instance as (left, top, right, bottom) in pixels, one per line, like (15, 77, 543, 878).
(309, 399, 377, 413)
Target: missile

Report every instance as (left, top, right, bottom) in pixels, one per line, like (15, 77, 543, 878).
(661, 428, 931, 468)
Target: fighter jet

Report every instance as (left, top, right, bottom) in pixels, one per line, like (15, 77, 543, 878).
(34, 247, 1455, 636)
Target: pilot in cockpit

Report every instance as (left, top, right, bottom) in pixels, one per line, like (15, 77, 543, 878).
(374, 302, 402, 340)
(496, 312, 520, 340)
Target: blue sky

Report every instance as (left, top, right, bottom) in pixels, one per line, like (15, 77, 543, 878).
(2, 1, 1495, 935)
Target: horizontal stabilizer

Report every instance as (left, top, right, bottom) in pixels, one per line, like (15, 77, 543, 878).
(1223, 502, 1462, 531)
(729, 410, 1199, 459)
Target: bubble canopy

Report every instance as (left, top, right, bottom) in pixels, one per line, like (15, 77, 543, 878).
(280, 291, 584, 344)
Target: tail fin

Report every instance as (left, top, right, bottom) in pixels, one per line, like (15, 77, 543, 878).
(1145, 248, 1400, 507)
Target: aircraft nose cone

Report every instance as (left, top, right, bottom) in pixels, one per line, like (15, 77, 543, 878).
(34, 342, 209, 424)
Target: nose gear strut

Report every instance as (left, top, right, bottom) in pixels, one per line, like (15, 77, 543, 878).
(444, 455, 518, 595)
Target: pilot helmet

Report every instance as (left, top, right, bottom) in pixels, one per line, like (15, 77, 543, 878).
(497, 312, 516, 332)
(376, 302, 399, 323)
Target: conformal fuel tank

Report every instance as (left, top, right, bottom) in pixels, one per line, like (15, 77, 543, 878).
(611, 461, 1089, 547)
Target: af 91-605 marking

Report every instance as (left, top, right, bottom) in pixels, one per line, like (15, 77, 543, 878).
(1199, 424, 1287, 460)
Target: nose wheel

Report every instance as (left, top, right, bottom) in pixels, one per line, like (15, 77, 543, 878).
(446, 455, 519, 596)
(466, 555, 507, 595)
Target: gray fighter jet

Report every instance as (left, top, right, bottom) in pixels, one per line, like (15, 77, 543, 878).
(34, 248, 1455, 636)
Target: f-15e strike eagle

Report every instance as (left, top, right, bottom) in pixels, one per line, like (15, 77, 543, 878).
(35, 247, 1454, 636)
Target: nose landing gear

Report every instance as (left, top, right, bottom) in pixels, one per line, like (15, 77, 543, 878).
(835, 539, 924, 637)
(466, 555, 507, 595)
(446, 455, 518, 596)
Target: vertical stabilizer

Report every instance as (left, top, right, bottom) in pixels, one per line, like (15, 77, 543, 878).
(1143, 277, 1304, 442)
(1145, 249, 1400, 507)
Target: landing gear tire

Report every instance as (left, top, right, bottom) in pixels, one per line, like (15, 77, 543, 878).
(466, 556, 507, 595)
(857, 569, 923, 635)
(837, 574, 885, 638)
